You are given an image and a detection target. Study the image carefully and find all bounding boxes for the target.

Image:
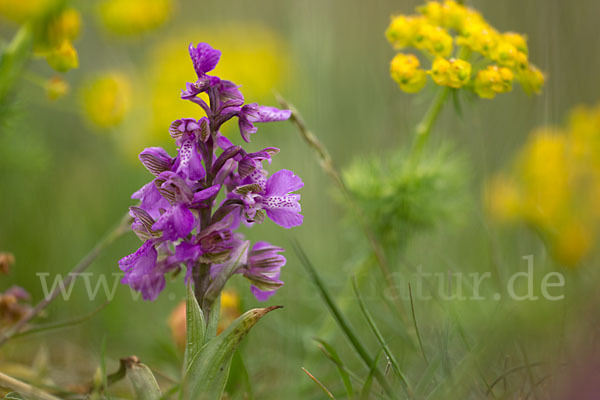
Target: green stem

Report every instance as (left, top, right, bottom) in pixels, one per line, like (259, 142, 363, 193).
(410, 87, 450, 164)
(0, 24, 33, 103)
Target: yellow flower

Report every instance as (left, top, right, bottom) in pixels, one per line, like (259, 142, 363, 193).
(98, 0, 172, 36)
(217, 289, 241, 334)
(0, 0, 51, 23)
(47, 7, 80, 45)
(456, 20, 498, 58)
(517, 130, 569, 226)
(418, 0, 483, 33)
(518, 64, 545, 95)
(474, 65, 514, 99)
(81, 73, 132, 128)
(45, 40, 78, 72)
(552, 220, 593, 267)
(429, 57, 471, 88)
(492, 41, 528, 71)
(503, 32, 528, 55)
(568, 104, 600, 163)
(414, 23, 453, 57)
(484, 174, 522, 222)
(46, 76, 69, 100)
(487, 105, 600, 267)
(386, 15, 423, 49)
(390, 53, 427, 93)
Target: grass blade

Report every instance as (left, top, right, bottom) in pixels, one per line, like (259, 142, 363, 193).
(11, 301, 109, 339)
(314, 338, 354, 398)
(353, 277, 413, 398)
(292, 239, 394, 398)
(408, 283, 428, 363)
(360, 349, 384, 400)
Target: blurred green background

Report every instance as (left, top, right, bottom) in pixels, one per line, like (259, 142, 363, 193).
(1, 0, 600, 398)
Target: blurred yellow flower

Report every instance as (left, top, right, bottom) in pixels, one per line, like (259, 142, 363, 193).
(137, 25, 290, 146)
(45, 40, 78, 72)
(46, 7, 80, 45)
(518, 65, 545, 95)
(81, 73, 132, 129)
(98, 0, 173, 36)
(217, 289, 241, 334)
(486, 104, 600, 266)
(26, 6, 83, 73)
(0, 0, 51, 23)
(483, 174, 521, 222)
(390, 53, 427, 93)
(46, 76, 69, 100)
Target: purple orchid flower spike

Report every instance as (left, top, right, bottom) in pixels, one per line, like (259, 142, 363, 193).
(120, 42, 303, 303)
(238, 103, 292, 142)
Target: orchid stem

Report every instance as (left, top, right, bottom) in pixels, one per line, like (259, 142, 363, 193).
(0, 213, 132, 347)
(410, 86, 450, 164)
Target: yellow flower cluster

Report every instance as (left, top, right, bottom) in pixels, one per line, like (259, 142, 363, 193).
(485, 103, 600, 266)
(98, 0, 172, 37)
(386, 0, 544, 98)
(35, 6, 82, 72)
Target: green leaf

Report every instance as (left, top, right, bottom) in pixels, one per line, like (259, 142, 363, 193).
(184, 284, 206, 371)
(124, 357, 162, 400)
(206, 292, 220, 340)
(184, 306, 282, 400)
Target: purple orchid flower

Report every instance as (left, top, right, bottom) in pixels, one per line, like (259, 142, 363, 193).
(238, 103, 292, 142)
(236, 169, 304, 229)
(244, 242, 286, 301)
(120, 43, 302, 302)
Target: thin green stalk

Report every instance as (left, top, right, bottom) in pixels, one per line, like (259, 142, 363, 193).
(292, 240, 395, 398)
(408, 283, 428, 364)
(0, 24, 33, 103)
(10, 301, 109, 339)
(410, 87, 450, 164)
(0, 213, 131, 347)
(302, 367, 335, 399)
